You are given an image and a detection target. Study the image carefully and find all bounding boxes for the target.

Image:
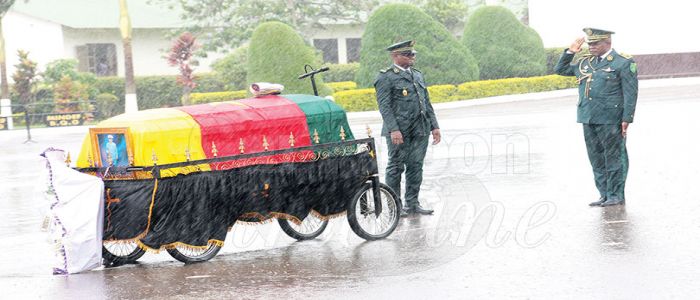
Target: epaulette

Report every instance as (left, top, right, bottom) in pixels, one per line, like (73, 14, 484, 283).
(619, 52, 633, 60)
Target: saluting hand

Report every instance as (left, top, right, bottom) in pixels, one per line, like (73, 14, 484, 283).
(569, 37, 585, 53)
(390, 130, 404, 145)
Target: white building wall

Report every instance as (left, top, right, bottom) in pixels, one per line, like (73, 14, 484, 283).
(308, 24, 364, 64)
(529, 0, 700, 54)
(62, 28, 222, 77)
(3, 11, 65, 83)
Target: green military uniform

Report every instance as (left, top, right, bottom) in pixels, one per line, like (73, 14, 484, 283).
(554, 28, 638, 204)
(374, 41, 439, 209)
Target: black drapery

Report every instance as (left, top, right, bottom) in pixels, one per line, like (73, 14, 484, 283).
(102, 152, 376, 250)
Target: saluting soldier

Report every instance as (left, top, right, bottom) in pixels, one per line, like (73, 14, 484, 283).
(555, 28, 638, 207)
(374, 40, 441, 216)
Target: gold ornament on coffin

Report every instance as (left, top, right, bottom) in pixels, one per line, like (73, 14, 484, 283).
(366, 124, 372, 138)
(288, 132, 295, 147)
(313, 129, 320, 144)
(262, 136, 269, 151)
(239, 138, 245, 154)
(65, 152, 71, 167)
(211, 142, 218, 157)
(340, 126, 346, 141)
(151, 149, 158, 165)
(87, 153, 94, 168)
(185, 147, 191, 162)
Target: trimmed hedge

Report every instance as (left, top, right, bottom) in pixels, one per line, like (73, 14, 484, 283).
(356, 3, 479, 87)
(327, 81, 357, 92)
(462, 6, 546, 80)
(334, 75, 576, 112)
(190, 90, 248, 104)
(323, 63, 359, 83)
(247, 22, 332, 96)
(211, 45, 249, 90)
(334, 88, 377, 112)
(94, 73, 227, 111)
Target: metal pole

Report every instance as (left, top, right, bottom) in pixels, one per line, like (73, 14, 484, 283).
(310, 75, 318, 96)
(23, 104, 33, 143)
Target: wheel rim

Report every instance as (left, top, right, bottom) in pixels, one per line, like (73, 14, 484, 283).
(174, 242, 218, 259)
(289, 213, 326, 236)
(354, 188, 398, 237)
(104, 240, 140, 257)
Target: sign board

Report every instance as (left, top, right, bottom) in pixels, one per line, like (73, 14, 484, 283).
(44, 113, 85, 127)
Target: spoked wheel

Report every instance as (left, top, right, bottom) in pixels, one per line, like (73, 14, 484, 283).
(278, 213, 329, 241)
(102, 240, 146, 265)
(166, 241, 222, 263)
(347, 182, 401, 240)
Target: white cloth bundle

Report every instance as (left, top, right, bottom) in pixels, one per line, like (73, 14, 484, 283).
(40, 148, 104, 274)
(249, 82, 284, 97)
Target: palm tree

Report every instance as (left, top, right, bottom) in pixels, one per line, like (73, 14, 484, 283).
(0, 0, 16, 129)
(119, 0, 138, 112)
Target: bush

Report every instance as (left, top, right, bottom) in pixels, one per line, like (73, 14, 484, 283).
(333, 75, 576, 112)
(333, 88, 378, 112)
(323, 63, 359, 83)
(43, 59, 98, 99)
(462, 6, 546, 80)
(190, 90, 248, 104)
(247, 22, 332, 96)
(545, 47, 592, 74)
(94, 73, 227, 111)
(211, 45, 249, 90)
(95, 93, 120, 119)
(455, 75, 575, 99)
(427, 84, 458, 103)
(356, 3, 478, 88)
(327, 81, 357, 92)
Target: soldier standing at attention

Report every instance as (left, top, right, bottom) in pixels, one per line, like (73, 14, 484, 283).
(374, 40, 441, 216)
(555, 28, 638, 207)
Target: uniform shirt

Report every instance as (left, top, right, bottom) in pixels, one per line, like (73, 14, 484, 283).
(374, 66, 439, 137)
(554, 49, 638, 124)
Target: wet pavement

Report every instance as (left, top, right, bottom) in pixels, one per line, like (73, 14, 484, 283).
(1, 77, 700, 299)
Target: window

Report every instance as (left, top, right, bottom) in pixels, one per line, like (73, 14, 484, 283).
(313, 39, 338, 64)
(346, 38, 362, 63)
(76, 44, 117, 76)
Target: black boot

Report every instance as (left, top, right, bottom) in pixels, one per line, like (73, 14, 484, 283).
(589, 197, 606, 207)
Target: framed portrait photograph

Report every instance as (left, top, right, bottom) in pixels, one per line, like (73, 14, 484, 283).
(89, 128, 134, 167)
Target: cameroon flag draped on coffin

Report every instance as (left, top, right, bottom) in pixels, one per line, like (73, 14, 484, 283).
(76, 95, 375, 250)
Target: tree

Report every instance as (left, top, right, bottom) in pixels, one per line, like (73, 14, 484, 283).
(149, 0, 377, 52)
(10, 50, 38, 106)
(462, 6, 546, 80)
(167, 32, 199, 106)
(1, 0, 17, 102)
(355, 3, 479, 88)
(119, 0, 138, 112)
(410, 0, 469, 32)
(246, 21, 331, 95)
(211, 44, 249, 91)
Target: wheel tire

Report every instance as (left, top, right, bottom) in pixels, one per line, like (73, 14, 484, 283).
(166, 241, 222, 263)
(278, 213, 329, 241)
(102, 241, 146, 265)
(347, 182, 401, 241)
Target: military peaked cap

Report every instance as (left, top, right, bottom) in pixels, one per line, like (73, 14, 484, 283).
(583, 28, 615, 43)
(386, 40, 416, 54)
